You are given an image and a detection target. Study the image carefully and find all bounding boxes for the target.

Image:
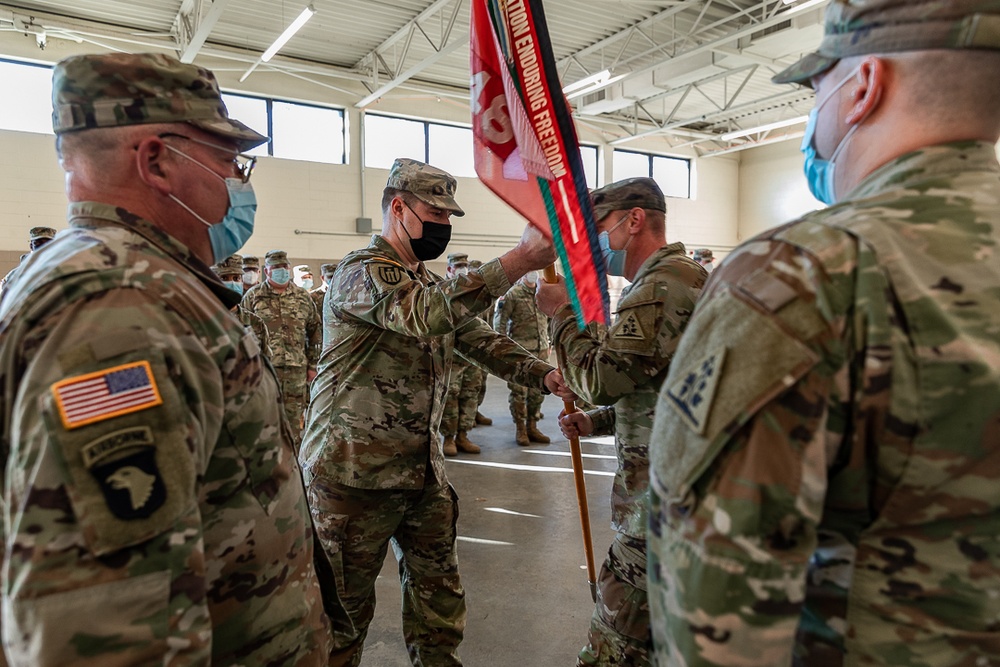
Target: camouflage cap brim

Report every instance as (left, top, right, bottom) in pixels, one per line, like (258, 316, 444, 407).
(772, 51, 839, 86)
(413, 192, 465, 217)
(188, 117, 268, 152)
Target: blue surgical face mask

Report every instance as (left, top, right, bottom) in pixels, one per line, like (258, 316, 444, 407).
(300, 278, 314, 291)
(270, 267, 291, 285)
(801, 66, 862, 206)
(166, 145, 257, 264)
(598, 212, 631, 277)
(224, 280, 244, 295)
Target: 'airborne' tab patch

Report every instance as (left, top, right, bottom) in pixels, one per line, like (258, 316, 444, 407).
(667, 348, 726, 435)
(52, 360, 163, 430)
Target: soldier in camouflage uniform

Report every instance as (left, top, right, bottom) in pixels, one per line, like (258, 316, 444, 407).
(494, 271, 552, 445)
(242, 254, 261, 292)
(440, 252, 483, 456)
(0, 226, 57, 297)
(294, 263, 315, 290)
(310, 261, 337, 316)
(243, 249, 321, 446)
(211, 255, 272, 357)
(300, 157, 573, 666)
(691, 247, 714, 272)
(466, 258, 495, 427)
(647, 2, 1000, 665)
(536, 178, 705, 666)
(0, 52, 341, 666)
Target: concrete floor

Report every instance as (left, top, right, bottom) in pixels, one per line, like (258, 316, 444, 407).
(360, 375, 617, 666)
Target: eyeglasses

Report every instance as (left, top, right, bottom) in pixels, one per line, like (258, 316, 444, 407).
(157, 132, 257, 183)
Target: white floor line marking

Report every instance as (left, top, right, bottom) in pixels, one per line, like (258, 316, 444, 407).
(445, 458, 614, 476)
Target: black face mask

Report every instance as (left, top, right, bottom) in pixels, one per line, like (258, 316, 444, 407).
(402, 203, 452, 261)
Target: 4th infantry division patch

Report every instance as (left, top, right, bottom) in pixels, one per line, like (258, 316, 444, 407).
(52, 360, 163, 430)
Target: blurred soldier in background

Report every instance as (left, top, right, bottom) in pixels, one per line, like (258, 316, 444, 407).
(311, 261, 337, 315)
(212, 255, 271, 356)
(243, 249, 321, 446)
(440, 252, 482, 456)
(0, 226, 57, 296)
(467, 258, 494, 427)
(494, 271, 551, 446)
(241, 254, 261, 292)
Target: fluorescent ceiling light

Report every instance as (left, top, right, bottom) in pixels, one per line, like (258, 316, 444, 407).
(563, 69, 611, 95)
(262, 5, 315, 62)
(239, 5, 314, 82)
(720, 115, 808, 141)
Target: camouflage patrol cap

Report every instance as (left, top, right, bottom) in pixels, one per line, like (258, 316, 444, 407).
(265, 250, 289, 267)
(28, 227, 56, 242)
(447, 252, 469, 267)
(242, 256, 260, 270)
(774, 0, 1000, 85)
(51, 53, 268, 151)
(386, 158, 465, 217)
(212, 260, 243, 280)
(591, 177, 666, 222)
(320, 263, 337, 277)
(469, 259, 483, 269)
(693, 248, 714, 262)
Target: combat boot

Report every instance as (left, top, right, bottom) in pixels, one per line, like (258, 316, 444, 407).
(527, 421, 550, 444)
(456, 431, 481, 454)
(443, 436, 458, 457)
(475, 411, 493, 426)
(515, 420, 530, 446)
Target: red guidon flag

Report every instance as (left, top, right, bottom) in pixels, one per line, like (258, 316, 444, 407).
(470, 0, 609, 325)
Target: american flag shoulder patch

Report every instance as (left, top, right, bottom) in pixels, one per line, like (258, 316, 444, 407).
(52, 360, 164, 430)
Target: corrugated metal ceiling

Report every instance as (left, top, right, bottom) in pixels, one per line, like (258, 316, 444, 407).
(0, 0, 827, 154)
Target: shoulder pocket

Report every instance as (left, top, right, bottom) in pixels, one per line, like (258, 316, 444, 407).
(650, 286, 820, 505)
(607, 283, 662, 356)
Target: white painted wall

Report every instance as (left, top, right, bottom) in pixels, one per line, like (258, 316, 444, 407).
(737, 139, 822, 243)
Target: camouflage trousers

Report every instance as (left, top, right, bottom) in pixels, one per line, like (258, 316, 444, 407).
(442, 357, 479, 436)
(273, 364, 308, 446)
(470, 364, 488, 410)
(578, 533, 652, 667)
(507, 381, 544, 422)
(307, 476, 467, 667)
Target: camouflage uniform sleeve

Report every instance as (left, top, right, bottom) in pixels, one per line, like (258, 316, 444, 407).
(550, 265, 700, 406)
(340, 255, 510, 337)
(2, 288, 227, 665)
(586, 406, 616, 437)
(648, 234, 847, 667)
(454, 316, 554, 390)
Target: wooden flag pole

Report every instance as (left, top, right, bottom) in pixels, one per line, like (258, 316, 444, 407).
(542, 263, 597, 602)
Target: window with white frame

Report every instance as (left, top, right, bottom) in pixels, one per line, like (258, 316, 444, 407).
(612, 149, 691, 198)
(365, 113, 475, 177)
(221, 93, 346, 164)
(579, 144, 599, 189)
(0, 58, 54, 135)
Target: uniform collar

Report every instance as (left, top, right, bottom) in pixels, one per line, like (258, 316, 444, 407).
(67, 201, 240, 309)
(631, 242, 688, 284)
(849, 141, 1000, 202)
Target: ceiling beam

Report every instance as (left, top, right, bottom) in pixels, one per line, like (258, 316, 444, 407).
(355, 39, 464, 108)
(562, 0, 828, 101)
(174, 0, 232, 63)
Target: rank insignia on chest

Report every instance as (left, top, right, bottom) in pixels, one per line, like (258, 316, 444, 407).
(81, 426, 167, 520)
(666, 348, 726, 435)
(51, 361, 163, 430)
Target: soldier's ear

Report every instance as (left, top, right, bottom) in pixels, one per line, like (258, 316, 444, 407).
(134, 135, 173, 196)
